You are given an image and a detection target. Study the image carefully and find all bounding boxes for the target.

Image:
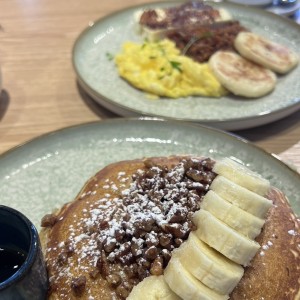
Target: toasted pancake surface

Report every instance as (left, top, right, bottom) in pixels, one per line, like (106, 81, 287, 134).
(231, 187, 300, 300)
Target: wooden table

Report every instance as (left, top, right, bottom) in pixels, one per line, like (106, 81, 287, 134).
(0, 0, 299, 171)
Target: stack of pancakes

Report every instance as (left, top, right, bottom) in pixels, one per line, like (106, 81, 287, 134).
(40, 156, 300, 299)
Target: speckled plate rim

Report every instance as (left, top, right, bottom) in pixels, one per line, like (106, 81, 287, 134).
(76, 72, 300, 131)
(72, 1, 300, 131)
(0, 118, 299, 225)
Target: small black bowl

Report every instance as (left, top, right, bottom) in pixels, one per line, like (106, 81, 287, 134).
(0, 205, 48, 300)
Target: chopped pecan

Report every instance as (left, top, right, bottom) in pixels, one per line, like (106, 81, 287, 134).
(57, 252, 68, 266)
(150, 256, 164, 275)
(159, 233, 172, 247)
(96, 251, 109, 278)
(71, 276, 86, 296)
(162, 223, 186, 238)
(41, 214, 57, 227)
(89, 269, 99, 279)
(104, 239, 117, 253)
(107, 273, 122, 287)
(116, 284, 130, 299)
(144, 246, 158, 261)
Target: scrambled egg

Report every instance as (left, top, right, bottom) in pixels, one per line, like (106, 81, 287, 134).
(115, 39, 227, 99)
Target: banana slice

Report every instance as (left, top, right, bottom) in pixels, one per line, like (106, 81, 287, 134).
(164, 256, 229, 300)
(209, 51, 276, 98)
(210, 175, 272, 218)
(127, 275, 180, 300)
(174, 232, 244, 295)
(234, 31, 299, 74)
(201, 190, 265, 239)
(161, 157, 273, 299)
(193, 209, 260, 266)
(213, 157, 270, 196)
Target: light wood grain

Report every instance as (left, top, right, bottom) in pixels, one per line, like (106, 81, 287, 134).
(0, 0, 299, 172)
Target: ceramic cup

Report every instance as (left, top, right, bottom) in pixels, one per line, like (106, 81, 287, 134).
(0, 205, 48, 300)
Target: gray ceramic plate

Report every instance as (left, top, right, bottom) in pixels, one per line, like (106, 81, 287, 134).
(0, 119, 299, 229)
(72, 1, 300, 131)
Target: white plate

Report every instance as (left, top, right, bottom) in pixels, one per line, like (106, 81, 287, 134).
(72, 1, 300, 131)
(0, 119, 299, 229)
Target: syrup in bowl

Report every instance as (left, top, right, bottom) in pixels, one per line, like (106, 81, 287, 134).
(0, 246, 27, 283)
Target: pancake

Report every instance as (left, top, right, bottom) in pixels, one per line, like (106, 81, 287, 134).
(40, 156, 300, 299)
(230, 187, 300, 300)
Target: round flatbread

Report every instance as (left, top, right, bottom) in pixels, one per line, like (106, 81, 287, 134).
(234, 31, 299, 74)
(209, 51, 276, 98)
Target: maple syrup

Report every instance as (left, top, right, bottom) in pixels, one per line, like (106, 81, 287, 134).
(0, 246, 27, 283)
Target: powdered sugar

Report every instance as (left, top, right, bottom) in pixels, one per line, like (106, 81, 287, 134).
(288, 229, 297, 236)
(45, 157, 216, 298)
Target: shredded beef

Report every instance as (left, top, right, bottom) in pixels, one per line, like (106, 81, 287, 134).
(167, 20, 248, 62)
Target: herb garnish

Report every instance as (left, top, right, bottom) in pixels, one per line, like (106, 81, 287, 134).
(169, 60, 182, 73)
(106, 52, 114, 61)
